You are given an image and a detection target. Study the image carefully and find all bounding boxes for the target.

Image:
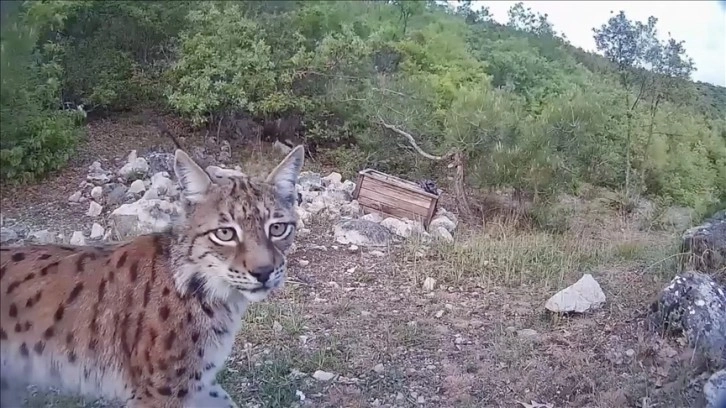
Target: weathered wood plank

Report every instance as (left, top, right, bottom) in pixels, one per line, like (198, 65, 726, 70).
(354, 168, 441, 230)
(359, 185, 430, 217)
(360, 176, 432, 209)
(361, 169, 439, 199)
(358, 197, 423, 222)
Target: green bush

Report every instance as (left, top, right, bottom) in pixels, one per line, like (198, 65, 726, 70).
(0, 8, 83, 183)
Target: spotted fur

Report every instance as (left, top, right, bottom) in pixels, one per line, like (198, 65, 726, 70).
(0, 146, 305, 407)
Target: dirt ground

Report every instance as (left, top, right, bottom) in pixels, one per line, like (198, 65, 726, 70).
(0, 113, 713, 408)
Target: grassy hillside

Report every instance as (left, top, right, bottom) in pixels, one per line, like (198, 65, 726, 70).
(1, 0, 724, 213)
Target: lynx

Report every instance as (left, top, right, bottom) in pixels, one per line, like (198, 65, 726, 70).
(0, 145, 305, 407)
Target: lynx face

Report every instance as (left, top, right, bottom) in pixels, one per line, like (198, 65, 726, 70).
(172, 146, 305, 303)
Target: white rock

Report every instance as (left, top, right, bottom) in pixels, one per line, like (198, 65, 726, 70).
(362, 212, 383, 223)
(423, 277, 436, 291)
(545, 274, 606, 313)
(372, 363, 385, 373)
(431, 226, 454, 243)
(88, 161, 105, 174)
(298, 259, 310, 267)
(341, 180, 356, 195)
(68, 191, 83, 202)
(90, 186, 103, 201)
(90, 223, 105, 239)
(369, 250, 386, 257)
(87, 173, 111, 185)
(333, 219, 391, 247)
(312, 370, 335, 382)
(0, 227, 19, 244)
(126, 150, 138, 164)
(381, 217, 423, 238)
(340, 200, 361, 217)
(111, 199, 183, 240)
(149, 172, 176, 197)
(86, 201, 103, 217)
(70, 231, 86, 246)
(430, 215, 457, 233)
(273, 140, 292, 155)
(322, 172, 343, 186)
(348, 245, 359, 252)
(29, 229, 54, 244)
(295, 390, 306, 401)
(118, 157, 149, 179)
(128, 179, 146, 195)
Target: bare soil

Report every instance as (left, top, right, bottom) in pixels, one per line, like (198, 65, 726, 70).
(1, 113, 711, 408)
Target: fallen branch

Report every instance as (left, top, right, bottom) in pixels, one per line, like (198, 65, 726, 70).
(376, 117, 452, 161)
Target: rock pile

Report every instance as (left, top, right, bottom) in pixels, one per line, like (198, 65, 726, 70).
(1, 151, 459, 248)
(294, 170, 458, 247)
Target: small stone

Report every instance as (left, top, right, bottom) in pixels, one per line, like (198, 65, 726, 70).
(272, 321, 283, 334)
(295, 390, 306, 401)
(69, 191, 83, 202)
(90, 223, 105, 240)
(86, 201, 103, 217)
(312, 370, 335, 381)
(435, 310, 445, 318)
(417, 396, 425, 404)
(369, 250, 385, 257)
(29, 230, 54, 244)
(625, 349, 635, 357)
(70, 231, 86, 246)
(348, 244, 359, 252)
(0, 227, 19, 243)
(128, 179, 146, 194)
(90, 186, 103, 201)
(361, 311, 371, 317)
(298, 259, 310, 267)
(372, 363, 385, 373)
(423, 277, 436, 291)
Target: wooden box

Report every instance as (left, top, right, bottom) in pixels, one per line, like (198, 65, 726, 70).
(352, 169, 440, 229)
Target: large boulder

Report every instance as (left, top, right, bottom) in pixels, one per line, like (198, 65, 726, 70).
(545, 274, 606, 313)
(110, 199, 184, 240)
(704, 369, 726, 408)
(333, 219, 392, 247)
(682, 210, 726, 280)
(648, 271, 726, 368)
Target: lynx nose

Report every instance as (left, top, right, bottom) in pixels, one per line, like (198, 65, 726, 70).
(250, 265, 274, 283)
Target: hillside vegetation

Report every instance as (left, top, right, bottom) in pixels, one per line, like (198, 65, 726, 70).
(1, 0, 725, 215)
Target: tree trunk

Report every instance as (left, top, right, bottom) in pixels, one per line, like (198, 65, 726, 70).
(451, 151, 473, 220)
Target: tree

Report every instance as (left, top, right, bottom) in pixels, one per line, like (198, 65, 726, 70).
(507, 2, 555, 37)
(641, 36, 695, 181)
(391, 0, 425, 35)
(593, 11, 658, 197)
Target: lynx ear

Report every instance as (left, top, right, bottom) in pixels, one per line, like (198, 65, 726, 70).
(174, 149, 212, 203)
(265, 145, 305, 207)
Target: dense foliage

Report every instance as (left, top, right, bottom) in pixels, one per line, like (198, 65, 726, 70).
(2, 0, 725, 212)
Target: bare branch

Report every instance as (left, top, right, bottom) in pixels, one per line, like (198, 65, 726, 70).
(376, 117, 451, 161)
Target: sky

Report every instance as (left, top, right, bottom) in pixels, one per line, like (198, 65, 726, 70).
(470, 1, 726, 87)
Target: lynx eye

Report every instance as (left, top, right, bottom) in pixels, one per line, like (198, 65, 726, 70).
(212, 227, 236, 243)
(269, 222, 293, 239)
